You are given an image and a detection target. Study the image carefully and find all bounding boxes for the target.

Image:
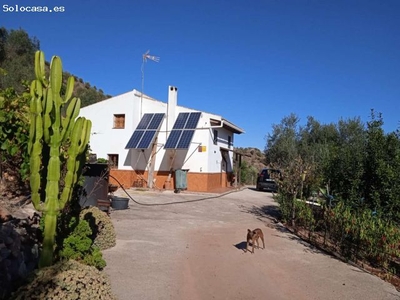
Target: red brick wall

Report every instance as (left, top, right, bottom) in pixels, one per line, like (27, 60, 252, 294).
(109, 169, 144, 188)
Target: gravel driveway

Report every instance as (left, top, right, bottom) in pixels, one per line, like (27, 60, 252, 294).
(103, 188, 400, 300)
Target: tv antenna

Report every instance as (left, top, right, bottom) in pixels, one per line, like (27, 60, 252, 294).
(141, 50, 160, 117)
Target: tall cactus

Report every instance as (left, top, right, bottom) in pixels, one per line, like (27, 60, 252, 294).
(29, 51, 92, 268)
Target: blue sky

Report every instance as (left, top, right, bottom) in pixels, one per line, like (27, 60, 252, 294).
(2, 0, 400, 150)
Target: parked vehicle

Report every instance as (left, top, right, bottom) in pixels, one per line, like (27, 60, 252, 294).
(256, 168, 281, 192)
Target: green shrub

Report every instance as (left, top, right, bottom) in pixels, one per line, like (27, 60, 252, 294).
(80, 206, 116, 250)
(59, 218, 106, 270)
(326, 202, 400, 267)
(11, 260, 116, 299)
(274, 193, 292, 223)
(0, 87, 30, 188)
(96, 157, 108, 163)
(295, 200, 315, 229)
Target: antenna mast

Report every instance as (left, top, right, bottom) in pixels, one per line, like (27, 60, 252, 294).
(140, 50, 160, 117)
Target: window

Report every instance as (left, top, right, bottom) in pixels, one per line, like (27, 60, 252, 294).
(228, 136, 232, 148)
(113, 114, 125, 129)
(213, 129, 218, 145)
(108, 154, 119, 169)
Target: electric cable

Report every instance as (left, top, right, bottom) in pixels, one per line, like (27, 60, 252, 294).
(109, 174, 245, 206)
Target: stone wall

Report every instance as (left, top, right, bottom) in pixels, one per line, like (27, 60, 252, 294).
(0, 210, 40, 299)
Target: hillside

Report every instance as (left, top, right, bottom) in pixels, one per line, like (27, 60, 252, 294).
(0, 27, 111, 107)
(62, 69, 112, 107)
(233, 147, 267, 184)
(235, 147, 267, 171)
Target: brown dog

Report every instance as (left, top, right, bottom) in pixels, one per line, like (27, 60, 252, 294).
(246, 228, 265, 253)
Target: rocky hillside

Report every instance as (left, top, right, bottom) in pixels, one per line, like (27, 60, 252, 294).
(233, 147, 267, 184)
(235, 147, 267, 171)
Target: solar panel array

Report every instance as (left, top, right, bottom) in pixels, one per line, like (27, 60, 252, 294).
(165, 112, 201, 149)
(125, 113, 165, 149)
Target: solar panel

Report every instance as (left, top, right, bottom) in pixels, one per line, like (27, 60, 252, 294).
(125, 113, 165, 149)
(164, 130, 182, 149)
(176, 130, 195, 149)
(148, 113, 165, 130)
(137, 131, 156, 149)
(185, 112, 201, 129)
(164, 112, 201, 149)
(173, 113, 189, 129)
(125, 131, 144, 149)
(137, 114, 153, 129)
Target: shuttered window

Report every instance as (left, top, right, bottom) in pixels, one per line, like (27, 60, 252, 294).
(113, 114, 125, 129)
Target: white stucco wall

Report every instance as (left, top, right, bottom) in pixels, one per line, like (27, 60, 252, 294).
(79, 90, 138, 163)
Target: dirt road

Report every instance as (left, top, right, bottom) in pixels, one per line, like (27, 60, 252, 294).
(103, 188, 400, 300)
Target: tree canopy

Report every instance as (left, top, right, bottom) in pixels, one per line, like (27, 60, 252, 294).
(265, 110, 400, 223)
(0, 27, 39, 93)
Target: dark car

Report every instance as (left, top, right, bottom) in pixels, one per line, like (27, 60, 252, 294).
(256, 168, 281, 192)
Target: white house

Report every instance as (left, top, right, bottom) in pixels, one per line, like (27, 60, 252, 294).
(79, 86, 244, 192)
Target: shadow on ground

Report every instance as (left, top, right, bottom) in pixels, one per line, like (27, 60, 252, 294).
(246, 187, 276, 193)
(233, 241, 262, 253)
(233, 241, 247, 252)
(244, 204, 281, 223)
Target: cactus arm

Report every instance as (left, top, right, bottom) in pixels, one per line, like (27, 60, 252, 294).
(29, 79, 44, 210)
(59, 118, 83, 208)
(80, 119, 92, 152)
(34, 51, 41, 80)
(50, 56, 62, 99)
(61, 97, 80, 142)
(34, 51, 46, 85)
(63, 76, 74, 103)
(60, 117, 91, 209)
(50, 57, 63, 146)
(74, 119, 92, 186)
(43, 88, 53, 144)
(28, 81, 37, 155)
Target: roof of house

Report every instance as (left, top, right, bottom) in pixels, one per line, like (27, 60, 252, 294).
(222, 118, 245, 134)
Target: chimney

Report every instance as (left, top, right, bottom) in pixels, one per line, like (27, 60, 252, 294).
(167, 86, 178, 132)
